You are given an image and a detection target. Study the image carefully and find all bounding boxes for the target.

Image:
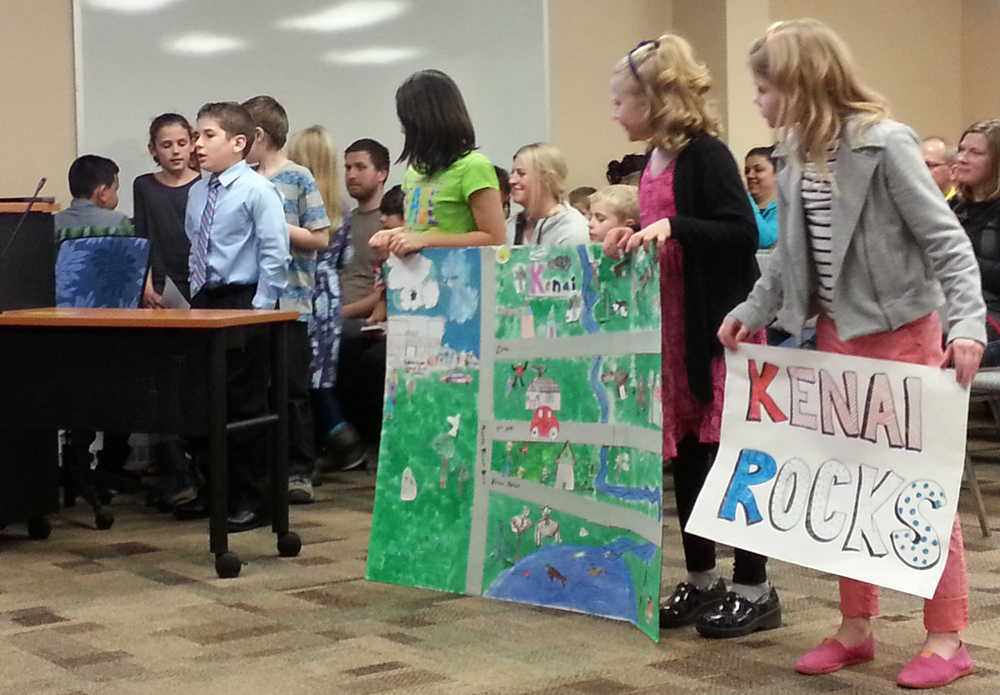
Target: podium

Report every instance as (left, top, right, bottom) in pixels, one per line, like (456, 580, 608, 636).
(0, 200, 57, 311)
(0, 200, 59, 536)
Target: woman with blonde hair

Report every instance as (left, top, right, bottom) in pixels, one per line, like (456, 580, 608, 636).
(288, 126, 366, 475)
(507, 142, 589, 246)
(952, 120, 1000, 368)
(602, 34, 770, 638)
(718, 19, 984, 687)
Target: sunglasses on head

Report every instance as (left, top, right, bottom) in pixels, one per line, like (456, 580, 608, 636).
(627, 40, 660, 84)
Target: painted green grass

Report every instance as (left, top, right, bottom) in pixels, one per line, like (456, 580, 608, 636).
(366, 368, 480, 593)
(490, 441, 661, 519)
(494, 245, 660, 340)
(482, 492, 662, 640)
(494, 358, 603, 424)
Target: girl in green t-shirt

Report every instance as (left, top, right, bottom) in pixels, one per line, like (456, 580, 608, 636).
(369, 70, 506, 256)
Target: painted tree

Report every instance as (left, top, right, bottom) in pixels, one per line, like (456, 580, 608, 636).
(510, 507, 533, 562)
(457, 463, 469, 496)
(432, 433, 456, 489)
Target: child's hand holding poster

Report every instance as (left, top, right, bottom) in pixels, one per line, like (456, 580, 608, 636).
(686, 344, 969, 599)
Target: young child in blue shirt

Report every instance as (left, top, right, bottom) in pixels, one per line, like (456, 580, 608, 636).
(181, 101, 290, 531)
(243, 95, 331, 505)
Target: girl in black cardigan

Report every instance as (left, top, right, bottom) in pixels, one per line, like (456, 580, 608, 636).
(604, 34, 778, 638)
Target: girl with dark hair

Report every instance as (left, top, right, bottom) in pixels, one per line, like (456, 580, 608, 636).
(369, 69, 505, 256)
(132, 112, 201, 508)
(134, 112, 199, 307)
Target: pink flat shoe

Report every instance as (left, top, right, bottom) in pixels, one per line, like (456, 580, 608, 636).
(796, 636, 875, 675)
(897, 644, 972, 689)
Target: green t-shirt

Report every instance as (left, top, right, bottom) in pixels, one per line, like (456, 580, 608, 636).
(403, 151, 498, 234)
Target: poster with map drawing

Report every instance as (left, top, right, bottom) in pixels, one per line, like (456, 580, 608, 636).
(365, 245, 664, 640)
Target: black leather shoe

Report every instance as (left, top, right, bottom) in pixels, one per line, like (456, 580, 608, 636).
(173, 496, 208, 520)
(319, 424, 367, 472)
(659, 578, 727, 628)
(695, 588, 782, 638)
(227, 509, 267, 533)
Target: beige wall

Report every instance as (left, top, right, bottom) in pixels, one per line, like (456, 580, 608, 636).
(672, 0, 727, 138)
(767, 0, 963, 142)
(961, 0, 1000, 128)
(547, 0, 673, 190)
(5, 1, 1000, 208)
(0, 0, 76, 206)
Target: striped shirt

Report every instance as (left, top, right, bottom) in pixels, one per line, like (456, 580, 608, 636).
(802, 153, 837, 315)
(270, 161, 331, 321)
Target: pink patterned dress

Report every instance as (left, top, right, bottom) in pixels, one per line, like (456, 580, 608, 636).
(640, 160, 726, 459)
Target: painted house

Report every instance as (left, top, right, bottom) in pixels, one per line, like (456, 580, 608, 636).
(525, 376, 561, 411)
(554, 442, 575, 490)
(386, 315, 446, 372)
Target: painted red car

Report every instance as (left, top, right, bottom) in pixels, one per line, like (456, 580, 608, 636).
(530, 406, 560, 440)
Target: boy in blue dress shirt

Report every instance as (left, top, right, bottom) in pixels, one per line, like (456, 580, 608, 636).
(180, 101, 290, 531)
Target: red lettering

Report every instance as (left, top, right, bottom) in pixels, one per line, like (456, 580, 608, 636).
(746, 360, 788, 423)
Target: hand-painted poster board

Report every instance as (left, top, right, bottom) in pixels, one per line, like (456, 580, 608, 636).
(687, 344, 969, 599)
(366, 245, 664, 640)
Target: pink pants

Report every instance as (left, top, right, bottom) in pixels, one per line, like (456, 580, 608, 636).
(816, 313, 969, 633)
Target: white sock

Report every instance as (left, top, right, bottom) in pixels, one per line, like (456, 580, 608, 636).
(685, 570, 721, 591)
(731, 581, 770, 602)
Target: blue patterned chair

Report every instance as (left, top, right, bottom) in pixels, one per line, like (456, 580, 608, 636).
(54, 232, 150, 528)
(55, 235, 149, 308)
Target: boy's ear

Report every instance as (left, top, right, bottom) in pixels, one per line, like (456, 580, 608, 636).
(232, 133, 248, 154)
(623, 217, 638, 229)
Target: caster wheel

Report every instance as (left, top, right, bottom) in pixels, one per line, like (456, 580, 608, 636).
(215, 552, 242, 578)
(95, 509, 114, 530)
(277, 531, 301, 558)
(27, 517, 52, 540)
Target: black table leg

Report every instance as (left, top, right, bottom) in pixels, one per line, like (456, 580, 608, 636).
(208, 329, 240, 578)
(271, 322, 301, 558)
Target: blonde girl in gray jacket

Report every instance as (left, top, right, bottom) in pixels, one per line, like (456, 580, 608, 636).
(717, 19, 985, 689)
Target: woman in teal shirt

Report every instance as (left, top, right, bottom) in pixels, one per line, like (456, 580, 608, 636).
(745, 146, 778, 249)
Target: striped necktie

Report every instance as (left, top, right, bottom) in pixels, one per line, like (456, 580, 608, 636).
(190, 173, 221, 298)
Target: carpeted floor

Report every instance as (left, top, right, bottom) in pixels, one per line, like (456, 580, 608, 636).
(2, 447, 1000, 694)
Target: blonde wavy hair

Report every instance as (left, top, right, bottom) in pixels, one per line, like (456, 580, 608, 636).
(288, 125, 342, 228)
(613, 34, 720, 152)
(589, 185, 639, 223)
(513, 142, 569, 214)
(749, 18, 889, 168)
(957, 119, 1000, 202)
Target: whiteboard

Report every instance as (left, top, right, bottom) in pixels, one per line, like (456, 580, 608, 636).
(75, 0, 549, 215)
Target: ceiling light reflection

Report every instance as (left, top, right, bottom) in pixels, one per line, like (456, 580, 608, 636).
(279, 1, 407, 32)
(86, 0, 183, 13)
(163, 33, 246, 55)
(324, 47, 422, 65)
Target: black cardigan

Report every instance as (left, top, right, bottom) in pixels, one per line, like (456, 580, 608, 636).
(952, 196, 1000, 335)
(658, 135, 759, 403)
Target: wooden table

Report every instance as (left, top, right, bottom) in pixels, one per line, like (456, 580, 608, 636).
(0, 307, 301, 577)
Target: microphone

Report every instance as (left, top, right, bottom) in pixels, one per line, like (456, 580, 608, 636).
(0, 177, 47, 264)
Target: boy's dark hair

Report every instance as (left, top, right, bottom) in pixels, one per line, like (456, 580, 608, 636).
(242, 95, 289, 149)
(494, 165, 510, 197)
(68, 154, 119, 199)
(606, 153, 649, 184)
(197, 102, 255, 156)
(379, 184, 405, 217)
(395, 69, 476, 177)
(745, 145, 776, 166)
(345, 138, 390, 172)
(568, 186, 597, 206)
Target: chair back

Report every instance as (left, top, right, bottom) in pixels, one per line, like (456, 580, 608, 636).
(55, 235, 150, 308)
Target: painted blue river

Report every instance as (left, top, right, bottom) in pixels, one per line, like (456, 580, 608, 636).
(578, 246, 662, 516)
